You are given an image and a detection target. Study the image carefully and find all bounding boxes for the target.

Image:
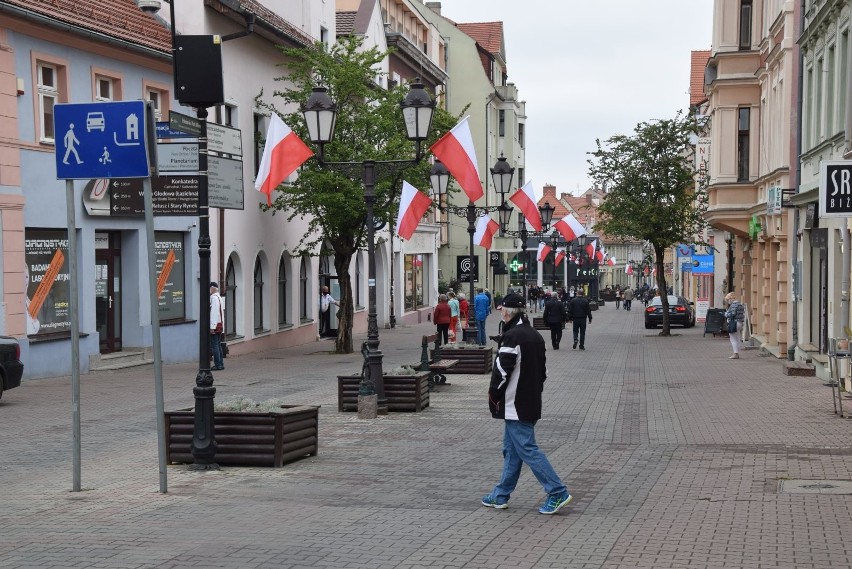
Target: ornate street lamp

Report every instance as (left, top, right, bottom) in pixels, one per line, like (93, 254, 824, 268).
(302, 81, 436, 416)
(550, 230, 560, 290)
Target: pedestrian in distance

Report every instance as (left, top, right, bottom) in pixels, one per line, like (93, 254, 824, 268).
(615, 286, 622, 310)
(623, 287, 634, 311)
(458, 293, 469, 331)
(209, 282, 225, 371)
(567, 288, 593, 350)
(447, 291, 460, 343)
(725, 291, 746, 359)
(481, 292, 573, 515)
(433, 294, 451, 345)
(319, 286, 339, 338)
(474, 288, 491, 346)
(542, 292, 566, 350)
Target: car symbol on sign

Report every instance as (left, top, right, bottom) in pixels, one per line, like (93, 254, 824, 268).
(86, 112, 105, 132)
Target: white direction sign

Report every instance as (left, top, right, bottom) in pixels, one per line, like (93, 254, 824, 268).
(55, 101, 150, 179)
(209, 155, 244, 210)
(207, 123, 242, 157)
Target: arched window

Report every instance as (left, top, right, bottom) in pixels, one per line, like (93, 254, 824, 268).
(278, 255, 290, 327)
(253, 257, 264, 332)
(300, 256, 309, 322)
(225, 261, 236, 337)
(355, 253, 362, 308)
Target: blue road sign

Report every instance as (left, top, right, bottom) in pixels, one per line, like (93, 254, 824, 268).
(55, 101, 150, 180)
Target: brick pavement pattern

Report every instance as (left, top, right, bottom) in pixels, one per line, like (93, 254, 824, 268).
(2, 307, 852, 568)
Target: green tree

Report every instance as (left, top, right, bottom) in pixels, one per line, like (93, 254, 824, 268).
(588, 112, 708, 336)
(261, 37, 458, 353)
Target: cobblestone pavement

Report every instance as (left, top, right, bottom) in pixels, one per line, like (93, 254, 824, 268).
(3, 305, 852, 568)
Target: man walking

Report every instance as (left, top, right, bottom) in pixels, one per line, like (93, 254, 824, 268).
(542, 291, 566, 349)
(567, 288, 592, 350)
(623, 287, 634, 311)
(474, 288, 491, 346)
(481, 292, 572, 515)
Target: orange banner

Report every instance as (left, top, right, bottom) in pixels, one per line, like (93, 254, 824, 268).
(156, 249, 176, 298)
(29, 249, 64, 318)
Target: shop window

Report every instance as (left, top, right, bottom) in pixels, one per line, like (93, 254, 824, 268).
(404, 254, 425, 311)
(154, 231, 186, 321)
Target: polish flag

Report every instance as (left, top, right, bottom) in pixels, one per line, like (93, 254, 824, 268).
(473, 213, 499, 249)
(429, 116, 482, 202)
(625, 263, 633, 274)
(553, 213, 587, 242)
(607, 256, 617, 266)
(554, 248, 566, 267)
(537, 242, 551, 262)
(395, 181, 433, 240)
(585, 239, 597, 259)
(255, 114, 314, 206)
(508, 181, 542, 231)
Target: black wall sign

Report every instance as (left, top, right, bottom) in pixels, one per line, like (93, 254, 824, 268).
(457, 255, 479, 283)
(820, 161, 852, 217)
(107, 178, 200, 217)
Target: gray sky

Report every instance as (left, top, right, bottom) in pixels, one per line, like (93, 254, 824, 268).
(438, 0, 714, 197)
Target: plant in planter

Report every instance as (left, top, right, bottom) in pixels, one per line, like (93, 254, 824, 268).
(165, 397, 319, 468)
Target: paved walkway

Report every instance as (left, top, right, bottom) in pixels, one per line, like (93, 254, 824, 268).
(2, 304, 852, 568)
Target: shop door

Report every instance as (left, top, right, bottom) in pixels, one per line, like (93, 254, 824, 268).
(95, 232, 122, 353)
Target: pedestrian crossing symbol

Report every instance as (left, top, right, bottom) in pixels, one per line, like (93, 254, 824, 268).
(55, 101, 150, 180)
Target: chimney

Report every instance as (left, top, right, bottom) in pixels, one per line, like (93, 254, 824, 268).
(426, 2, 442, 15)
(542, 184, 556, 198)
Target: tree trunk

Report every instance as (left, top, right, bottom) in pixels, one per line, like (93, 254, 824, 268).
(333, 250, 355, 354)
(654, 244, 670, 337)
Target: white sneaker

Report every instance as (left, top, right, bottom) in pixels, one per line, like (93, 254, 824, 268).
(729, 354, 739, 359)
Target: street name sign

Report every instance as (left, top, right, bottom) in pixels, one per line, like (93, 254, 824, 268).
(55, 101, 150, 180)
(168, 110, 201, 136)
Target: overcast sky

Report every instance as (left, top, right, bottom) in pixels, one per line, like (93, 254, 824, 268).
(437, 0, 714, 197)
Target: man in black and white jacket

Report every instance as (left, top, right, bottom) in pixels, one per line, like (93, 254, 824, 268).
(481, 292, 572, 515)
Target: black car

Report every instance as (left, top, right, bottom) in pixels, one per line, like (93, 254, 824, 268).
(0, 336, 23, 400)
(644, 295, 696, 328)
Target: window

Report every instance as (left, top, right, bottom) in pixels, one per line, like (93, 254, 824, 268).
(498, 110, 505, 137)
(96, 76, 113, 101)
(739, 1, 752, 50)
(253, 257, 264, 332)
(278, 255, 290, 327)
(517, 167, 525, 187)
(806, 67, 814, 149)
(404, 254, 425, 311)
(841, 32, 849, 134)
(37, 63, 58, 142)
(225, 261, 236, 337)
(320, 27, 329, 49)
(518, 123, 525, 148)
(826, 47, 835, 138)
(147, 90, 162, 121)
(816, 57, 824, 140)
(737, 107, 750, 181)
(300, 256, 309, 322)
(254, 114, 264, 177)
(214, 103, 235, 127)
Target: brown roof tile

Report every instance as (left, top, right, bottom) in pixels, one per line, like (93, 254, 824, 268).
(690, 50, 711, 107)
(456, 21, 503, 55)
(3, 0, 172, 54)
(336, 11, 356, 36)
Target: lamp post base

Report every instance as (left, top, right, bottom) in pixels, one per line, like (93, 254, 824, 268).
(357, 394, 378, 419)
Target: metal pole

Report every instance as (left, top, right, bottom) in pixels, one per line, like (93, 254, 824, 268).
(468, 203, 476, 328)
(66, 180, 81, 492)
(143, 175, 167, 493)
(363, 161, 387, 413)
(191, 107, 217, 467)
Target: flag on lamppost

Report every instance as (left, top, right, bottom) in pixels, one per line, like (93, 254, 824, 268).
(473, 213, 499, 249)
(537, 242, 551, 262)
(508, 181, 542, 231)
(554, 248, 566, 267)
(429, 116, 482, 202)
(395, 181, 433, 240)
(553, 213, 587, 242)
(255, 114, 314, 206)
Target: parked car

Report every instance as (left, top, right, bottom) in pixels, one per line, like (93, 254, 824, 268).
(0, 336, 23, 400)
(644, 295, 696, 328)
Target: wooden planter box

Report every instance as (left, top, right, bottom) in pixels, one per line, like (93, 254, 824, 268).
(337, 372, 430, 412)
(532, 317, 549, 331)
(164, 405, 319, 467)
(432, 345, 493, 374)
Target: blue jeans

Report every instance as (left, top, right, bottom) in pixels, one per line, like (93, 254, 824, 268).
(476, 319, 487, 345)
(210, 332, 224, 369)
(490, 420, 567, 503)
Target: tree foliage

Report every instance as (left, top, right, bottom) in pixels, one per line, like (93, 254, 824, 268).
(259, 37, 458, 353)
(588, 112, 708, 335)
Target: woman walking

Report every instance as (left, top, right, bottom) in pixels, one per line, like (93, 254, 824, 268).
(725, 292, 746, 359)
(433, 294, 451, 345)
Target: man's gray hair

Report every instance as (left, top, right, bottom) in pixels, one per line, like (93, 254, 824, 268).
(502, 306, 524, 318)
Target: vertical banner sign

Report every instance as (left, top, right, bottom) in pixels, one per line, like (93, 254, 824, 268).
(154, 232, 185, 320)
(25, 229, 71, 334)
(820, 160, 852, 218)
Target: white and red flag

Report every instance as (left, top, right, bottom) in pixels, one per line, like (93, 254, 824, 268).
(537, 242, 552, 262)
(607, 256, 617, 266)
(554, 248, 567, 267)
(553, 213, 587, 242)
(473, 213, 499, 249)
(255, 114, 314, 206)
(626, 263, 634, 275)
(585, 239, 597, 260)
(508, 181, 542, 231)
(429, 116, 482, 202)
(395, 181, 433, 240)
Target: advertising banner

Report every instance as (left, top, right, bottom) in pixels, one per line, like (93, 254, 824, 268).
(25, 229, 71, 335)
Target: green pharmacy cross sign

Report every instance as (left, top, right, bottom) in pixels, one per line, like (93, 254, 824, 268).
(748, 215, 762, 240)
(510, 259, 523, 272)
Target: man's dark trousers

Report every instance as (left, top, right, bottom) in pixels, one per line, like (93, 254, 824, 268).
(548, 324, 563, 348)
(572, 320, 587, 348)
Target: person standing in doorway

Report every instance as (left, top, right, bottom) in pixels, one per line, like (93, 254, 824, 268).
(319, 285, 339, 338)
(447, 291, 460, 343)
(542, 292, 566, 350)
(481, 292, 572, 515)
(209, 282, 225, 371)
(725, 291, 746, 359)
(433, 294, 451, 345)
(567, 288, 592, 350)
(474, 288, 491, 346)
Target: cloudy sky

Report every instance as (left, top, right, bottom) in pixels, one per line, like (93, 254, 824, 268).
(437, 0, 714, 197)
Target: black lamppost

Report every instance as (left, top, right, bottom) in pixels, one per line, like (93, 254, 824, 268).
(550, 230, 560, 290)
(499, 202, 555, 300)
(430, 156, 513, 328)
(301, 83, 435, 415)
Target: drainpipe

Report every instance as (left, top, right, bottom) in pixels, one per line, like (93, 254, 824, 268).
(842, 0, 852, 340)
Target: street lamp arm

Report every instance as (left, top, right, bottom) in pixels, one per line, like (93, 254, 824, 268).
(313, 155, 422, 182)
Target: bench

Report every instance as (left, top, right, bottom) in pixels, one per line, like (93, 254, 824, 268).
(417, 333, 459, 388)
